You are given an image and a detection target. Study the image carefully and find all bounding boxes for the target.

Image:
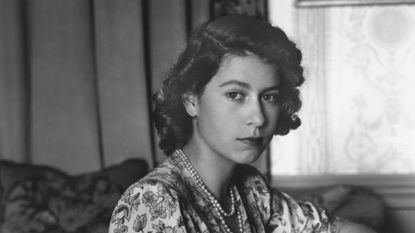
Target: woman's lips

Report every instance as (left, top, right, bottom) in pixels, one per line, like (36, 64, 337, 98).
(237, 137, 264, 146)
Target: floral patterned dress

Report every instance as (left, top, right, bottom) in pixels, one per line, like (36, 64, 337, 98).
(109, 152, 335, 233)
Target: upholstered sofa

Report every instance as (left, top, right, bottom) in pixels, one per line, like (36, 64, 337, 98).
(0, 159, 148, 233)
(0, 159, 384, 233)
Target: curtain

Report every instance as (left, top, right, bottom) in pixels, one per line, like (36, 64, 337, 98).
(0, 0, 210, 174)
(271, 4, 415, 175)
(1, 0, 272, 175)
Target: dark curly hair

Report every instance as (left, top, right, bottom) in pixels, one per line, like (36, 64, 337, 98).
(153, 15, 304, 155)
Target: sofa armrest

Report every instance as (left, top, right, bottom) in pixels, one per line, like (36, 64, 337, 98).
(280, 185, 385, 232)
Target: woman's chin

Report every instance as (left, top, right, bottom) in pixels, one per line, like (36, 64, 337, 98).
(233, 151, 263, 164)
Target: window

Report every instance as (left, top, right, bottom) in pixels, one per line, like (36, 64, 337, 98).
(269, 1, 415, 175)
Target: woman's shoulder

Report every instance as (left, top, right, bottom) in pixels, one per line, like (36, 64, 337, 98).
(117, 174, 177, 209)
(110, 163, 185, 233)
(119, 158, 183, 200)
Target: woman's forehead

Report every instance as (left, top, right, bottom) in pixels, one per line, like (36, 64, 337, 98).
(210, 54, 279, 88)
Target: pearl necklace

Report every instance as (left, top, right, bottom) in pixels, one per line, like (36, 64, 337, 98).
(176, 149, 244, 233)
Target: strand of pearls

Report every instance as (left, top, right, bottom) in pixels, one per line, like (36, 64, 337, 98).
(176, 149, 244, 233)
(176, 149, 235, 217)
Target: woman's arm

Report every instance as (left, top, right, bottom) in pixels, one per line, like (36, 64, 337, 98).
(268, 186, 378, 233)
(109, 181, 186, 233)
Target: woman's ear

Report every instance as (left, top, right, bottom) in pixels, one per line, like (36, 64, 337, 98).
(182, 93, 199, 117)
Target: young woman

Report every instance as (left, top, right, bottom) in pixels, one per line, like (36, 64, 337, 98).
(109, 15, 376, 233)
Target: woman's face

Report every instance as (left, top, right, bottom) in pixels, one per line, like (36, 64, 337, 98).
(185, 54, 280, 165)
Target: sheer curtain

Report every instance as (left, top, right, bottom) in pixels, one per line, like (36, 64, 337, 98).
(270, 3, 415, 175)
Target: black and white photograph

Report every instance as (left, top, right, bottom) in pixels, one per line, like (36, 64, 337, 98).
(1, 0, 414, 233)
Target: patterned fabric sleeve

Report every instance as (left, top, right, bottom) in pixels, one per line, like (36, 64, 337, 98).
(268, 189, 336, 233)
(108, 181, 187, 233)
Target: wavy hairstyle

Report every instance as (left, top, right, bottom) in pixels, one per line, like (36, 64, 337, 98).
(153, 15, 304, 155)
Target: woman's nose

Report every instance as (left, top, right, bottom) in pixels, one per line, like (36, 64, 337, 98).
(246, 100, 265, 127)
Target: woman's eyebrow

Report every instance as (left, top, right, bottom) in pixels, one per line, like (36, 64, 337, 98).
(219, 80, 250, 88)
(219, 80, 280, 92)
(263, 85, 280, 92)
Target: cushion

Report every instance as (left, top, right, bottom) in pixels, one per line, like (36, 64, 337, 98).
(0, 159, 148, 233)
(281, 185, 353, 213)
(333, 186, 385, 231)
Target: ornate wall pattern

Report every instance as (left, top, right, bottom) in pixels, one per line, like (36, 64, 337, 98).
(272, 5, 415, 175)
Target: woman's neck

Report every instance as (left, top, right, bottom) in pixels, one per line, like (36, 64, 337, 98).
(182, 143, 236, 202)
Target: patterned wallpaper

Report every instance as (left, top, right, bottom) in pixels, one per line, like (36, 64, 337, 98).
(271, 5, 415, 175)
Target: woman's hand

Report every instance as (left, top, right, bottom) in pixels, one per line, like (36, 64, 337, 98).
(334, 220, 377, 233)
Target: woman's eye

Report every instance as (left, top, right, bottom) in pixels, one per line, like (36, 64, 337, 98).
(262, 93, 278, 103)
(225, 92, 243, 101)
